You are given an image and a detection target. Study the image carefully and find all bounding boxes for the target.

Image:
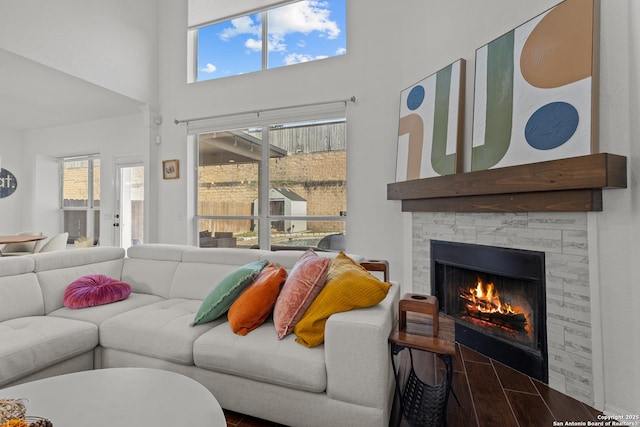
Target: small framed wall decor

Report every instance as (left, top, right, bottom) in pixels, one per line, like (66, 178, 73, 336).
(162, 159, 180, 179)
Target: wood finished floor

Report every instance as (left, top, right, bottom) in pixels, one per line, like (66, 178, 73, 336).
(223, 343, 605, 426)
(431, 343, 604, 427)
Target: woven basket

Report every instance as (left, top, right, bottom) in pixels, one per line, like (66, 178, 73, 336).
(0, 399, 52, 427)
(0, 399, 27, 424)
(401, 367, 448, 427)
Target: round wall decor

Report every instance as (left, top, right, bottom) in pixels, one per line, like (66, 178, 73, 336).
(0, 168, 18, 198)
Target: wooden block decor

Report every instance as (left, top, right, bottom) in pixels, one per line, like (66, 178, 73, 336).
(399, 294, 439, 337)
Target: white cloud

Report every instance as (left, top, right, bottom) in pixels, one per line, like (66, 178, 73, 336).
(268, 35, 287, 52)
(245, 38, 262, 52)
(285, 52, 328, 65)
(220, 15, 261, 41)
(246, 36, 287, 53)
(335, 47, 346, 55)
(200, 63, 217, 73)
(269, 1, 340, 39)
(219, 1, 340, 45)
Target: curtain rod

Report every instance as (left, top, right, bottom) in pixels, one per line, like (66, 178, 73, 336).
(174, 96, 356, 125)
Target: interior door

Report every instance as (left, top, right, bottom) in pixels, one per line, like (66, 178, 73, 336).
(115, 161, 144, 250)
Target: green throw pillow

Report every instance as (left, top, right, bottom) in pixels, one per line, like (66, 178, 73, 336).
(191, 260, 268, 326)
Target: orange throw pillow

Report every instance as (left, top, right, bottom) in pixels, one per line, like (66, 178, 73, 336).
(228, 263, 288, 336)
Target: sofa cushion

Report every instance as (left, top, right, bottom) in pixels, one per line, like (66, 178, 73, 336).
(121, 244, 193, 298)
(191, 260, 268, 325)
(0, 258, 43, 322)
(182, 247, 270, 265)
(100, 299, 221, 365)
(193, 320, 327, 393)
(0, 256, 35, 278)
(35, 253, 126, 315)
(228, 263, 288, 335)
(273, 249, 330, 339)
(294, 252, 392, 347)
(63, 275, 132, 308)
(168, 248, 267, 300)
(121, 259, 180, 299)
(49, 293, 164, 325)
(0, 316, 98, 387)
(259, 250, 364, 270)
(126, 243, 192, 261)
(31, 247, 125, 272)
(169, 263, 248, 301)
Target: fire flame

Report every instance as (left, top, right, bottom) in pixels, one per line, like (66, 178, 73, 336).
(468, 278, 515, 315)
(460, 277, 531, 337)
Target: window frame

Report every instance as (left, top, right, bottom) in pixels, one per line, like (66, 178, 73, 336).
(59, 154, 100, 245)
(191, 104, 347, 250)
(188, 0, 346, 83)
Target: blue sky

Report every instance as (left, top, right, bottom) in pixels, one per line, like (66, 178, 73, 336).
(197, 0, 346, 81)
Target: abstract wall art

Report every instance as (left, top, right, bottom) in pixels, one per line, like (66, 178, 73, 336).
(471, 0, 599, 171)
(395, 59, 465, 181)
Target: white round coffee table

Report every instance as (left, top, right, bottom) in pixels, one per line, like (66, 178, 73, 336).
(1, 368, 226, 426)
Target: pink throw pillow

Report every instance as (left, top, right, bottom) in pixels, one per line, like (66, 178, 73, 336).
(273, 249, 330, 339)
(64, 274, 132, 308)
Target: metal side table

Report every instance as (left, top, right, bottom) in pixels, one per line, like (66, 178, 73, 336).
(388, 294, 456, 427)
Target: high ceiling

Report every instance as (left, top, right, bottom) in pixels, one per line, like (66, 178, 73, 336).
(0, 48, 144, 131)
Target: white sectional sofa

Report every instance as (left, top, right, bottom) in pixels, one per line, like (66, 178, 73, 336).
(0, 244, 400, 427)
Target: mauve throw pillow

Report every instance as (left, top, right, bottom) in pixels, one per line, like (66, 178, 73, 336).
(228, 263, 288, 336)
(273, 249, 330, 339)
(63, 274, 132, 309)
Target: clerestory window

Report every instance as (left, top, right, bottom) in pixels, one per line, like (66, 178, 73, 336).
(188, 0, 346, 82)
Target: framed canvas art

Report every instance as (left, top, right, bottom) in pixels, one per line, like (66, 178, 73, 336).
(395, 58, 465, 181)
(471, 0, 599, 171)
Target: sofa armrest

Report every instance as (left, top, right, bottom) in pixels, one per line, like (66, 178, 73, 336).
(323, 281, 400, 409)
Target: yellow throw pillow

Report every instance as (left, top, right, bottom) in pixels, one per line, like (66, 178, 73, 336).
(294, 252, 391, 347)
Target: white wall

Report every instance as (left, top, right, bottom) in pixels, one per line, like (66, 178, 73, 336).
(0, 0, 159, 106)
(596, 0, 640, 415)
(394, 0, 639, 415)
(155, 0, 406, 278)
(0, 128, 27, 233)
(154, 1, 639, 413)
(20, 113, 149, 246)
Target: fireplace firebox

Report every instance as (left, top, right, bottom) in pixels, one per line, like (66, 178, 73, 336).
(431, 240, 548, 382)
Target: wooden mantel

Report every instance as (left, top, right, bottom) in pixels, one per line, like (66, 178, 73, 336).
(387, 153, 627, 212)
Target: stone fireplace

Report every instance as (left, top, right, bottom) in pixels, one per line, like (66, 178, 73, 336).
(431, 239, 548, 382)
(412, 211, 595, 406)
(387, 153, 627, 408)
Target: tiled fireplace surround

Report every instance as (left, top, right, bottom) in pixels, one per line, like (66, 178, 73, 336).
(411, 211, 598, 406)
